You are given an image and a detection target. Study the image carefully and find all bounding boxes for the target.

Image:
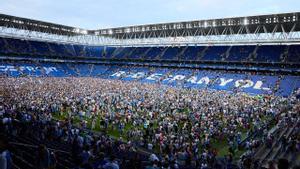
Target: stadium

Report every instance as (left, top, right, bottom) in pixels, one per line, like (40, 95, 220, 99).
(0, 4, 300, 169)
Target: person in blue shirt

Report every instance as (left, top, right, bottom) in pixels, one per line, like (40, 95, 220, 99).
(0, 138, 12, 169)
(102, 155, 119, 169)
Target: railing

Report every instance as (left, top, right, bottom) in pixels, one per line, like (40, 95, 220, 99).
(260, 121, 298, 165)
(270, 122, 298, 161)
(9, 142, 71, 155)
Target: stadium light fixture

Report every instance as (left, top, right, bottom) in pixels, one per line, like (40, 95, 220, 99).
(73, 28, 80, 33)
(73, 28, 88, 35)
(243, 18, 249, 25)
(81, 30, 88, 35)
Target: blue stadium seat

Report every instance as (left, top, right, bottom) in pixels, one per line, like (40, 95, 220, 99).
(103, 47, 117, 58)
(144, 47, 164, 59)
(127, 47, 148, 59)
(255, 45, 285, 62)
(202, 46, 228, 61)
(227, 46, 255, 61)
(161, 47, 182, 60)
(181, 46, 204, 61)
(286, 45, 300, 62)
(1, 37, 300, 65)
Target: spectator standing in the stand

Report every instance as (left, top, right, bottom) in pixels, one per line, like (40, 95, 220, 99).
(0, 138, 12, 169)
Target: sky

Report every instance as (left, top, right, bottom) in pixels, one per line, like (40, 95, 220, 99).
(0, 0, 299, 29)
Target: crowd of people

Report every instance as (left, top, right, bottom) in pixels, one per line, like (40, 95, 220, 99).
(1, 77, 300, 169)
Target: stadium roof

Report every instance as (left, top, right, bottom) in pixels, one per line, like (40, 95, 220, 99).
(0, 13, 87, 36)
(94, 12, 300, 39)
(1, 12, 299, 39)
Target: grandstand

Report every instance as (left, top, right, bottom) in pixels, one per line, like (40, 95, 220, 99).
(1, 13, 300, 96)
(1, 12, 300, 169)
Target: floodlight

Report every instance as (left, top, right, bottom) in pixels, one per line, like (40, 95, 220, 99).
(243, 18, 249, 25)
(81, 30, 88, 35)
(212, 21, 216, 27)
(73, 28, 80, 33)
